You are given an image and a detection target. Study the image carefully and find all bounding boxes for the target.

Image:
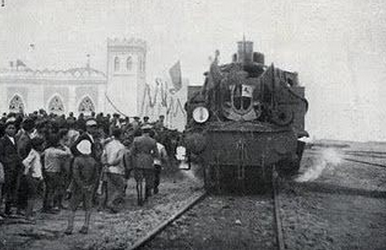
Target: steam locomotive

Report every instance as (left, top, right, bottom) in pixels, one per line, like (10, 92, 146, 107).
(184, 40, 308, 192)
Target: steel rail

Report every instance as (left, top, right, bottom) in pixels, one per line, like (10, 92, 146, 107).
(130, 191, 207, 250)
(344, 153, 386, 159)
(307, 150, 386, 169)
(272, 167, 285, 250)
(343, 157, 386, 169)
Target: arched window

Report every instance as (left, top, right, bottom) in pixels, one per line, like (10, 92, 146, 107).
(78, 96, 95, 114)
(114, 57, 120, 71)
(126, 56, 133, 71)
(48, 95, 65, 114)
(9, 94, 25, 113)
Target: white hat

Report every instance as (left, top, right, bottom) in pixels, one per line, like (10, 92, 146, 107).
(141, 124, 153, 130)
(5, 117, 16, 125)
(76, 140, 92, 155)
(85, 119, 97, 127)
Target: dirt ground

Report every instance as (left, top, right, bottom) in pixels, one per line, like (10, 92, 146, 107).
(280, 146, 386, 250)
(141, 195, 277, 250)
(0, 172, 204, 250)
(142, 144, 386, 250)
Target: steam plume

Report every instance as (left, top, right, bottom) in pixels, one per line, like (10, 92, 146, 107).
(296, 148, 342, 182)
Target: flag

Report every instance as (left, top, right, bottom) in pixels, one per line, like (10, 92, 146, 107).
(207, 52, 223, 89)
(169, 61, 182, 92)
(16, 59, 26, 68)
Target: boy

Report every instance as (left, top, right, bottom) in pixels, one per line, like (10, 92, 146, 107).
(65, 139, 98, 235)
(22, 137, 44, 221)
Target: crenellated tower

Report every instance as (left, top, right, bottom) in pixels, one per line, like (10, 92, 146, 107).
(106, 38, 146, 116)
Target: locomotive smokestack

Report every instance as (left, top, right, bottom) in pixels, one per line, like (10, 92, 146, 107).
(237, 40, 254, 64)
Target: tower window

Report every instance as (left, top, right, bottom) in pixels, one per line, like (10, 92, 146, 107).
(114, 57, 120, 71)
(126, 56, 133, 71)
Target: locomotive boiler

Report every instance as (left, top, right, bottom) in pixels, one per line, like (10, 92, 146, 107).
(184, 40, 308, 192)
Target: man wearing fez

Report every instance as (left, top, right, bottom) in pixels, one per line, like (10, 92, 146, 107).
(131, 124, 159, 201)
(0, 118, 22, 215)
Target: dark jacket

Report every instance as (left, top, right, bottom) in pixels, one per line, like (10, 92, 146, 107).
(70, 133, 101, 161)
(72, 155, 98, 188)
(131, 134, 158, 170)
(0, 135, 21, 173)
(17, 131, 32, 161)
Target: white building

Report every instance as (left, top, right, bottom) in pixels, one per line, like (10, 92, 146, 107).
(0, 66, 107, 116)
(0, 38, 147, 117)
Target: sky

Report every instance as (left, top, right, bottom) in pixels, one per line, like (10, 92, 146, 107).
(1, 0, 386, 141)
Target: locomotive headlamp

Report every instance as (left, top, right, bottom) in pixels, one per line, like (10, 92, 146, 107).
(192, 106, 209, 123)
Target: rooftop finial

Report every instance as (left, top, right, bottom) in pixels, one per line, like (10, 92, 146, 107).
(86, 54, 90, 68)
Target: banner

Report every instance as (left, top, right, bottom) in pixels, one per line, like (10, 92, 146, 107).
(169, 61, 182, 92)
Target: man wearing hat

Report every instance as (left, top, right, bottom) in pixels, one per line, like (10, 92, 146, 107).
(131, 124, 159, 202)
(16, 118, 36, 214)
(100, 127, 127, 213)
(154, 115, 166, 131)
(131, 116, 141, 131)
(0, 117, 22, 215)
(142, 116, 150, 127)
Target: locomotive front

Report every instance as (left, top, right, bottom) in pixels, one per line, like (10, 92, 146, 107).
(184, 40, 308, 192)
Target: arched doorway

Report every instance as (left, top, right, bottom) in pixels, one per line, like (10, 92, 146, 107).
(78, 96, 95, 115)
(48, 95, 65, 114)
(9, 94, 25, 113)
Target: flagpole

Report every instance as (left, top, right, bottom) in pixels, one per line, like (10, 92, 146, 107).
(243, 34, 246, 67)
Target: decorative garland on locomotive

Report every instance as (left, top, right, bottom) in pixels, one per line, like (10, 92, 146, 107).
(184, 40, 308, 186)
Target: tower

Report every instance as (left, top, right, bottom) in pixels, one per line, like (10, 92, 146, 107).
(106, 38, 147, 116)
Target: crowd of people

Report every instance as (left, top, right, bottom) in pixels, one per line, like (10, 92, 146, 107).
(0, 110, 172, 234)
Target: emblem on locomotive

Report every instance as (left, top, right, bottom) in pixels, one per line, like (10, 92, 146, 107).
(184, 39, 309, 192)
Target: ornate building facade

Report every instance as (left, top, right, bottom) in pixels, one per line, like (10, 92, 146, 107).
(0, 38, 147, 117)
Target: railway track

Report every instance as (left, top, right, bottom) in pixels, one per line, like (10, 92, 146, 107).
(272, 167, 285, 250)
(308, 149, 386, 169)
(133, 168, 286, 250)
(133, 149, 384, 249)
(342, 157, 386, 169)
(133, 150, 385, 249)
(130, 191, 207, 250)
